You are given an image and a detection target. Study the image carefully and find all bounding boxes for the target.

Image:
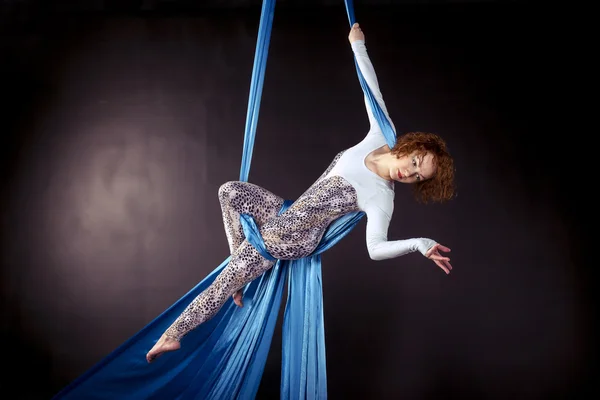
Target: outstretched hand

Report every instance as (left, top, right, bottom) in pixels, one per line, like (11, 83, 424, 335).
(348, 22, 365, 44)
(425, 243, 453, 274)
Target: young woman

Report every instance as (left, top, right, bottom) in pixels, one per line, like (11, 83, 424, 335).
(146, 23, 456, 363)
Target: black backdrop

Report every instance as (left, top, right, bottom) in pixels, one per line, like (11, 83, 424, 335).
(0, 1, 593, 399)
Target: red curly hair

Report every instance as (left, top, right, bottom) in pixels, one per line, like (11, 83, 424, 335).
(390, 131, 456, 204)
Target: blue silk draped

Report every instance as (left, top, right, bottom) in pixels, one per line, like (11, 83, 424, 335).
(52, 1, 395, 399)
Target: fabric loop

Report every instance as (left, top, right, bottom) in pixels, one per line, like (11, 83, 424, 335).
(239, 199, 293, 262)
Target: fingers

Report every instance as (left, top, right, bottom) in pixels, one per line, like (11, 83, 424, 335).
(431, 255, 452, 267)
(426, 249, 449, 261)
(434, 259, 450, 274)
(426, 244, 453, 274)
(429, 254, 450, 262)
(350, 23, 362, 35)
(430, 254, 453, 274)
(438, 260, 453, 274)
(436, 244, 451, 252)
(428, 243, 451, 253)
(443, 259, 453, 272)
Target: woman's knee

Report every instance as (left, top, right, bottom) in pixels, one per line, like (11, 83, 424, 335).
(218, 181, 243, 203)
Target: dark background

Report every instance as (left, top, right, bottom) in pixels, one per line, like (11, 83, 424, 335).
(1, 1, 592, 399)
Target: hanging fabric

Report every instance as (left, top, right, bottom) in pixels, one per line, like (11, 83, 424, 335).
(52, 0, 394, 399)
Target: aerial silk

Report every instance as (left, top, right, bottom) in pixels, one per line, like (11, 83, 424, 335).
(52, 1, 395, 399)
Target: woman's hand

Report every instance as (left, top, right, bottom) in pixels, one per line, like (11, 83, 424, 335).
(425, 243, 453, 274)
(348, 22, 365, 44)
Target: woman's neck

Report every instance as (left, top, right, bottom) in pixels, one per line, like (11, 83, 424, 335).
(366, 145, 393, 181)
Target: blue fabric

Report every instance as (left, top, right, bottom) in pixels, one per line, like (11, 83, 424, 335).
(53, 0, 395, 399)
(239, 0, 275, 183)
(241, 213, 277, 261)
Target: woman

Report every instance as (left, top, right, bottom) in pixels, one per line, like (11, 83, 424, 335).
(146, 23, 455, 363)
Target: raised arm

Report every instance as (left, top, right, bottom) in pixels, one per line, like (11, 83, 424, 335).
(348, 23, 397, 137)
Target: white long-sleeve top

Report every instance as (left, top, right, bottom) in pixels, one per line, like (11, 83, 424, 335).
(323, 40, 436, 260)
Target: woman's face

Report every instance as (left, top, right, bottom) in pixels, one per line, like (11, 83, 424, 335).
(390, 151, 437, 184)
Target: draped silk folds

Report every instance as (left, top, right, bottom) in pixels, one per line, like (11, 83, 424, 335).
(53, 1, 395, 398)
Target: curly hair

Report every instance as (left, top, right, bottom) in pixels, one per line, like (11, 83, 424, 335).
(390, 131, 456, 204)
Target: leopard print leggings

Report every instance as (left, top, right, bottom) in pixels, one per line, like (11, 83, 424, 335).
(164, 154, 358, 341)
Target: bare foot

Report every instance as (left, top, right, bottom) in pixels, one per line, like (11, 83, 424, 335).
(233, 289, 244, 308)
(146, 334, 181, 363)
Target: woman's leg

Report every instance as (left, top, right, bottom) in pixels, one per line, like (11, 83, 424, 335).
(146, 181, 284, 363)
(218, 181, 284, 254)
(146, 241, 276, 362)
(218, 181, 284, 305)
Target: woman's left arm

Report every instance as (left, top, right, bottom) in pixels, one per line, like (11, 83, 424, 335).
(364, 203, 453, 274)
(348, 23, 397, 139)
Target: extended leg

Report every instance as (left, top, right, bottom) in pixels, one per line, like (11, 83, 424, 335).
(146, 241, 275, 362)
